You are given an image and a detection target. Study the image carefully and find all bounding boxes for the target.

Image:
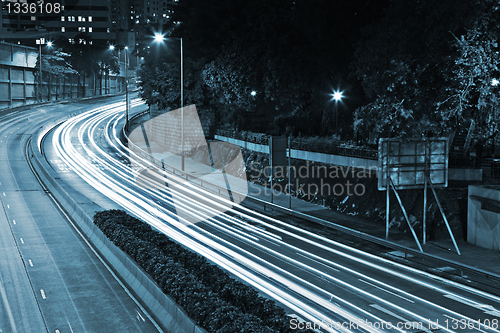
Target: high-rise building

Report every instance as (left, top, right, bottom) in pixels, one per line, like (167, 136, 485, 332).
(130, 0, 177, 28)
(0, 0, 113, 45)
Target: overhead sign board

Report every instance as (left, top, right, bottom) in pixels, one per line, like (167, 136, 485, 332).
(378, 137, 448, 190)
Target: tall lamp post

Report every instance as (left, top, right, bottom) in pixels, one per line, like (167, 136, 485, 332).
(331, 90, 343, 136)
(109, 45, 130, 131)
(36, 38, 46, 102)
(154, 33, 184, 171)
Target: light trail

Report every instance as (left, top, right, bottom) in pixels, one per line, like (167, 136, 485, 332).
(48, 100, 500, 333)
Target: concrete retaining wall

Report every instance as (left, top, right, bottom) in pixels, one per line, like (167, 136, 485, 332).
(215, 135, 378, 169)
(30, 122, 205, 333)
(468, 185, 500, 251)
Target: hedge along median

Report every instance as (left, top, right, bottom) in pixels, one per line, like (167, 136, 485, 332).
(94, 210, 308, 333)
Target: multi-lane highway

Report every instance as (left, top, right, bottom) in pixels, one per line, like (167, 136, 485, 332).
(44, 96, 500, 333)
(0, 99, 162, 333)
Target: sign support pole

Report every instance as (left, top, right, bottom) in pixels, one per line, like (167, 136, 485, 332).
(270, 136, 273, 205)
(288, 137, 291, 209)
(423, 140, 428, 244)
(423, 177, 427, 244)
(427, 176, 461, 255)
(386, 142, 390, 239)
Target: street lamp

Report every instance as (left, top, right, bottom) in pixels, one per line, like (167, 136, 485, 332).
(109, 44, 130, 131)
(250, 90, 257, 129)
(154, 33, 184, 171)
(36, 38, 47, 102)
(331, 89, 343, 136)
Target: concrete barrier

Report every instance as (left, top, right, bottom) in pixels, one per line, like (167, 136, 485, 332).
(468, 185, 500, 251)
(29, 123, 206, 333)
(215, 135, 483, 181)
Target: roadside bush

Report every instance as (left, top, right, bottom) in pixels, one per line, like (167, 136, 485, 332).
(94, 210, 306, 333)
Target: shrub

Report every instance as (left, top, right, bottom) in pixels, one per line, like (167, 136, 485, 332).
(94, 210, 307, 333)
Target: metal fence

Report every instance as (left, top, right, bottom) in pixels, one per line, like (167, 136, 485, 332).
(215, 129, 378, 160)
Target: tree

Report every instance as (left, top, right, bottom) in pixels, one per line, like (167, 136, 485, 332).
(352, 0, 500, 142)
(139, 0, 389, 135)
(34, 49, 78, 100)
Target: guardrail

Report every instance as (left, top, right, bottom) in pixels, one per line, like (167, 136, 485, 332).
(124, 114, 500, 290)
(216, 129, 378, 160)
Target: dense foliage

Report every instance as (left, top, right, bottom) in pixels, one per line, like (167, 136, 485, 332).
(138, 0, 390, 137)
(352, 0, 500, 141)
(94, 210, 306, 333)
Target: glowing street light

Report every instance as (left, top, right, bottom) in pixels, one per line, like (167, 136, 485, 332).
(331, 89, 344, 136)
(492, 78, 499, 86)
(251, 90, 257, 96)
(332, 90, 343, 102)
(154, 33, 164, 43)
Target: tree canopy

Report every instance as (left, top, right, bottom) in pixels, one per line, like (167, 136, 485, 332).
(138, 0, 389, 135)
(352, 0, 500, 141)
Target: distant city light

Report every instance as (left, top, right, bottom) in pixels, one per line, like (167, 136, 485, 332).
(47, 41, 53, 47)
(492, 78, 499, 86)
(251, 91, 257, 96)
(109, 45, 115, 50)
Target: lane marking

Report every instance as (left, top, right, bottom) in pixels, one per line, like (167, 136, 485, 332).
(359, 279, 414, 303)
(296, 252, 339, 272)
(40, 289, 46, 299)
(444, 294, 500, 317)
(2, 192, 5, 196)
(12, 220, 15, 225)
(28, 260, 33, 267)
(7, 205, 9, 208)
(370, 304, 429, 330)
(20, 238, 24, 244)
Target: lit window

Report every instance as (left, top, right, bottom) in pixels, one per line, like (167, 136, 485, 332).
(88, 16, 92, 22)
(107, 28, 110, 33)
(136, 20, 139, 23)
(61, 26, 65, 32)
(82, 27, 86, 32)
(61, 16, 65, 21)
(31, 16, 35, 20)
(89, 41, 92, 45)
(78, 16, 82, 21)
(89, 27, 92, 32)
(82, 17, 85, 22)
